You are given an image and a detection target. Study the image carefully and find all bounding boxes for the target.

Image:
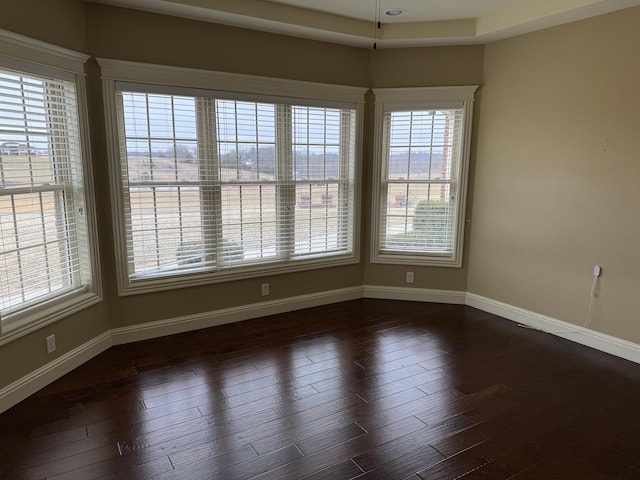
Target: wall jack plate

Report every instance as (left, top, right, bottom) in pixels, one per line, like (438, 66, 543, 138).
(46, 334, 56, 354)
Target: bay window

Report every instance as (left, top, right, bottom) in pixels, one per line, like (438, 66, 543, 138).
(100, 60, 364, 294)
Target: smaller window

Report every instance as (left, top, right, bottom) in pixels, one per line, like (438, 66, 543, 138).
(371, 86, 477, 267)
(0, 29, 100, 341)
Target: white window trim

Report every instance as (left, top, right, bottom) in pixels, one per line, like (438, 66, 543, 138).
(370, 86, 478, 268)
(0, 29, 102, 345)
(98, 58, 366, 296)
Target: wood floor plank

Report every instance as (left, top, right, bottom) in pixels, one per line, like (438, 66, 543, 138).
(251, 415, 430, 480)
(416, 454, 489, 480)
(250, 406, 364, 455)
(611, 461, 640, 480)
(295, 421, 367, 455)
(429, 423, 491, 457)
(48, 455, 174, 480)
(168, 443, 258, 472)
(10, 443, 120, 480)
(310, 362, 427, 393)
(1, 299, 639, 479)
(162, 444, 303, 480)
(86, 405, 203, 438)
(351, 443, 444, 480)
(352, 414, 475, 473)
(301, 459, 363, 480)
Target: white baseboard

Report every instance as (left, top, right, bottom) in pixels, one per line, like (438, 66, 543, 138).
(111, 286, 364, 345)
(3, 286, 639, 415)
(0, 287, 362, 414)
(363, 285, 466, 304)
(466, 292, 640, 364)
(0, 331, 112, 415)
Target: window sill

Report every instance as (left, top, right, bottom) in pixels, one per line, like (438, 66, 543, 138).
(371, 251, 463, 268)
(0, 291, 103, 346)
(118, 253, 360, 296)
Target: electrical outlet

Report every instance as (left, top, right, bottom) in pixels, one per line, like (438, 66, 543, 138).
(46, 334, 56, 354)
(406, 271, 414, 284)
(261, 283, 270, 296)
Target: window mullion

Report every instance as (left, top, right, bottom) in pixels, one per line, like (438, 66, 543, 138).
(276, 104, 294, 260)
(45, 81, 75, 288)
(322, 111, 328, 251)
(38, 192, 53, 294)
(196, 98, 221, 268)
(444, 110, 460, 246)
(170, 96, 185, 261)
(427, 111, 433, 205)
(404, 112, 415, 234)
(115, 91, 135, 276)
(143, 95, 162, 270)
(380, 111, 392, 249)
(338, 110, 352, 251)
(9, 195, 26, 304)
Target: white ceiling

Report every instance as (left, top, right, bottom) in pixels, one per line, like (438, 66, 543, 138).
(88, 0, 640, 48)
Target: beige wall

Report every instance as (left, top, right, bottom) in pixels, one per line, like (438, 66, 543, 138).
(85, 4, 370, 86)
(0, 0, 87, 52)
(468, 7, 640, 342)
(369, 46, 484, 89)
(0, 308, 110, 387)
(364, 46, 484, 291)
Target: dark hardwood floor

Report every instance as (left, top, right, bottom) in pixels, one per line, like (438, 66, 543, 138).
(2, 299, 640, 479)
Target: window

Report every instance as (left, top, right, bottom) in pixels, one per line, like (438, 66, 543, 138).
(0, 30, 100, 339)
(371, 86, 477, 267)
(100, 60, 364, 294)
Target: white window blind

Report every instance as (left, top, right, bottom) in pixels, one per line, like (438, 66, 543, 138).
(0, 67, 92, 324)
(380, 108, 462, 254)
(115, 86, 357, 283)
(372, 87, 476, 267)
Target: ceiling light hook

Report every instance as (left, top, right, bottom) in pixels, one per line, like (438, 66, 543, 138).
(374, 0, 381, 49)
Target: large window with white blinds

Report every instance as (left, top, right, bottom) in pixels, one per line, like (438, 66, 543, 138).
(371, 86, 477, 267)
(102, 61, 363, 294)
(0, 30, 100, 338)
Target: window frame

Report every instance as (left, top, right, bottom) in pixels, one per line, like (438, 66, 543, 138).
(99, 59, 365, 296)
(370, 86, 477, 268)
(0, 29, 101, 343)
